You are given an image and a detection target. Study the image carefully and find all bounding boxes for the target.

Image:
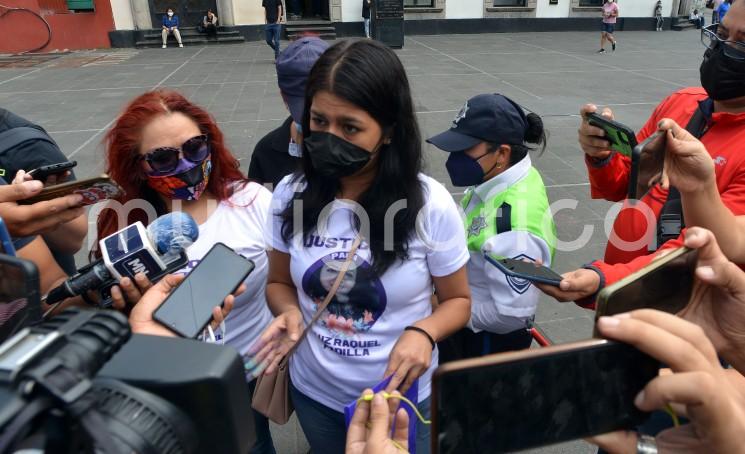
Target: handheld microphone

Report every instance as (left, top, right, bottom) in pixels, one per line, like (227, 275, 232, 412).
(45, 212, 199, 307)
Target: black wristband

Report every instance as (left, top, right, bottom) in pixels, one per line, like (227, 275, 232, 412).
(404, 326, 435, 349)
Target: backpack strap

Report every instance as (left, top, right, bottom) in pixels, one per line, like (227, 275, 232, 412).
(651, 100, 710, 251)
(0, 127, 58, 154)
(0, 127, 59, 177)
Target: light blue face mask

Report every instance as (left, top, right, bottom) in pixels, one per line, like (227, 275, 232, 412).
(288, 122, 303, 157)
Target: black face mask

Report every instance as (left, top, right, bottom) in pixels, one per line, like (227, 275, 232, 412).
(304, 131, 375, 178)
(700, 43, 745, 101)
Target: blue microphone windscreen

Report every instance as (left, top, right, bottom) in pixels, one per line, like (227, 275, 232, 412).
(147, 212, 200, 255)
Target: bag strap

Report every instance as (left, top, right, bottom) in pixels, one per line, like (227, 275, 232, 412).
(280, 235, 363, 364)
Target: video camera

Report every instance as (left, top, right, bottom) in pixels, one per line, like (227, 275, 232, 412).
(0, 307, 255, 453)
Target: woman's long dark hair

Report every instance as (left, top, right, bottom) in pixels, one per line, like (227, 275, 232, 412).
(281, 39, 425, 275)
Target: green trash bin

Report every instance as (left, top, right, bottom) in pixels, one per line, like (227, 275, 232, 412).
(67, 0, 94, 10)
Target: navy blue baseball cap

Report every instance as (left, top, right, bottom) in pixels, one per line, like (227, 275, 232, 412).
(427, 94, 529, 152)
(276, 37, 330, 123)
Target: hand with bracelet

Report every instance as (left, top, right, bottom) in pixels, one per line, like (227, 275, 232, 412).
(384, 324, 436, 395)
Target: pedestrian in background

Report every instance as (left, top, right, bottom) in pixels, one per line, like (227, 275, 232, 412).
(362, 0, 371, 38)
(202, 9, 218, 40)
(690, 8, 705, 28)
(654, 0, 663, 31)
(249, 37, 330, 187)
(711, 0, 723, 23)
(263, 0, 283, 61)
(598, 0, 618, 53)
(718, 0, 732, 21)
(162, 7, 183, 49)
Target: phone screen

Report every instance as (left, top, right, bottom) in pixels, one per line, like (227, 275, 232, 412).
(0, 256, 40, 343)
(432, 340, 657, 453)
(153, 243, 254, 338)
(596, 248, 698, 322)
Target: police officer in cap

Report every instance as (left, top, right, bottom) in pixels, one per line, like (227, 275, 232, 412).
(428, 93, 556, 358)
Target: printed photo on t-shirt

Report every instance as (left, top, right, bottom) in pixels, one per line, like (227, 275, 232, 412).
(301, 251, 387, 339)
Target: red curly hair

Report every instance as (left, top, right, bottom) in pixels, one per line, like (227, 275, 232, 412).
(95, 89, 247, 248)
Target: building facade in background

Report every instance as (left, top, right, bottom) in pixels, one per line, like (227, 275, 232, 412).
(1, 0, 697, 52)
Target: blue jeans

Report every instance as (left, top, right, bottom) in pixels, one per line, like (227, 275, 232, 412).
(290, 381, 432, 454)
(247, 379, 277, 454)
(364, 18, 370, 37)
(265, 23, 281, 59)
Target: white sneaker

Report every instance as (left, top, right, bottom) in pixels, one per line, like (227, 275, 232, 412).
(162, 44, 167, 48)
(179, 43, 184, 48)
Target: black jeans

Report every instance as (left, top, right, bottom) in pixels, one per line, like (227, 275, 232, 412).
(205, 23, 217, 38)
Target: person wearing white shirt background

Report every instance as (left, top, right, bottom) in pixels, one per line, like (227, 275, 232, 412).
(427, 94, 555, 360)
(94, 89, 277, 454)
(246, 39, 471, 454)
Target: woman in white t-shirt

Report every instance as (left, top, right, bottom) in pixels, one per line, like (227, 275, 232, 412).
(95, 89, 277, 454)
(247, 40, 472, 454)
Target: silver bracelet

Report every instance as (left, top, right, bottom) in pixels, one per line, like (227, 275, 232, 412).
(637, 434, 658, 454)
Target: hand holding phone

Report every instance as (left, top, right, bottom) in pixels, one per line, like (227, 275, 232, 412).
(27, 161, 77, 184)
(594, 247, 698, 336)
(130, 273, 236, 337)
(585, 112, 638, 158)
(432, 339, 658, 453)
(153, 243, 254, 338)
(0, 180, 85, 237)
(654, 118, 715, 194)
(485, 254, 563, 286)
(18, 174, 123, 206)
(593, 310, 745, 454)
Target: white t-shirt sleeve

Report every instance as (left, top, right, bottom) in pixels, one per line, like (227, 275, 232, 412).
(244, 183, 272, 249)
(265, 175, 302, 253)
(482, 230, 552, 317)
(420, 177, 470, 277)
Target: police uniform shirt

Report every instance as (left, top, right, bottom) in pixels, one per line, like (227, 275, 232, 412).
(462, 155, 553, 334)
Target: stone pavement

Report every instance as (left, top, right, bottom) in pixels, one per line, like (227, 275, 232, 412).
(0, 28, 706, 453)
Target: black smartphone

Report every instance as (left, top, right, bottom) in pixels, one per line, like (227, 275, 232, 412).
(432, 339, 658, 453)
(153, 243, 255, 338)
(629, 131, 666, 200)
(28, 161, 77, 182)
(484, 254, 562, 286)
(0, 254, 41, 343)
(594, 247, 698, 335)
(586, 112, 638, 158)
(19, 174, 124, 206)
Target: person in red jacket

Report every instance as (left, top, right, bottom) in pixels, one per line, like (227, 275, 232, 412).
(540, 4, 745, 307)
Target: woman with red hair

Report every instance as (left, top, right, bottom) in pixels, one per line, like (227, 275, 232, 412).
(96, 89, 277, 454)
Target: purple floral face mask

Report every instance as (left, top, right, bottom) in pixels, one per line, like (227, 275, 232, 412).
(146, 156, 212, 201)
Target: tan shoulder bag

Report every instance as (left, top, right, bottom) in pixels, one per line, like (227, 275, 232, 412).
(251, 236, 362, 424)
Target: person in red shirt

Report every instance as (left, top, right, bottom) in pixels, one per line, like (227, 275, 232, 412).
(540, 4, 745, 307)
